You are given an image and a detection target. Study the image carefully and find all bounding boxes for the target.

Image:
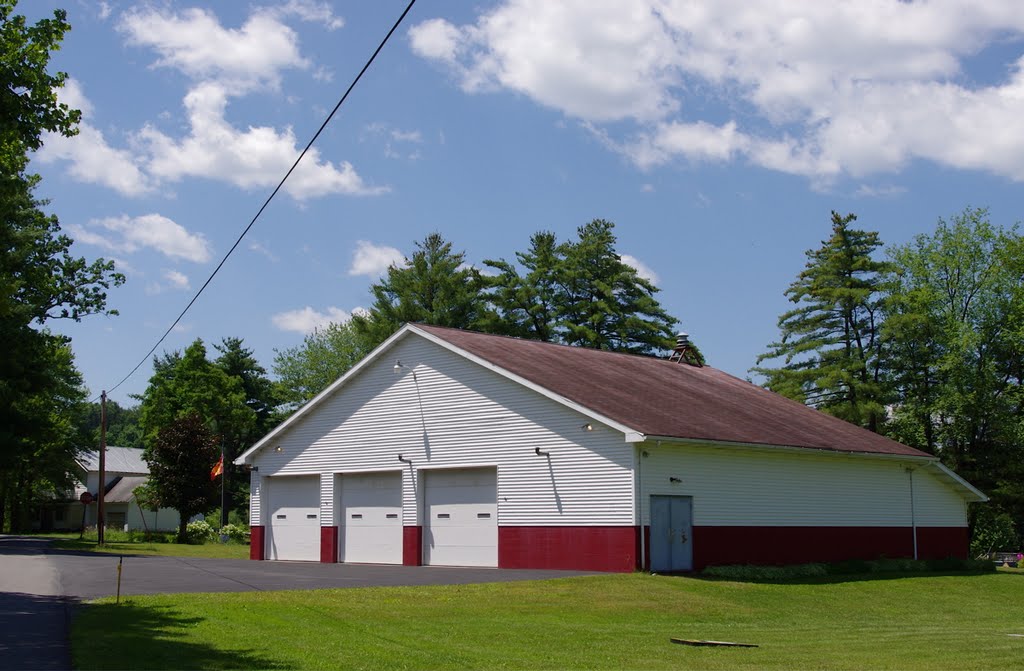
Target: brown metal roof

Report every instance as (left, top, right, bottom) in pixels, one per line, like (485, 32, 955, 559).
(414, 324, 927, 458)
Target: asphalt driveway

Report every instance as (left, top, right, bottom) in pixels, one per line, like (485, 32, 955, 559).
(0, 535, 593, 670)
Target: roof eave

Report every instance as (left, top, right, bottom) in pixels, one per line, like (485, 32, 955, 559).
(930, 462, 988, 502)
(642, 434, 937, 462)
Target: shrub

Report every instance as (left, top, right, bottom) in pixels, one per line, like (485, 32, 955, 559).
(219, 523, 249, 543)
(185, 519, 217, 544)
(702, 558, 994, 581)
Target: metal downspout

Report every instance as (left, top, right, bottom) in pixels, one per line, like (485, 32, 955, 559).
(908, 466, 918, 560)
(637, 444, 646, 571)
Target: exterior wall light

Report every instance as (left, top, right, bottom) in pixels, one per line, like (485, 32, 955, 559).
(398, 454, 412, 463)
(582, 423, 593, 431)
(274, 446, 283, 453)
(669, 476, 682, 483)
(535, 446, 551, 457)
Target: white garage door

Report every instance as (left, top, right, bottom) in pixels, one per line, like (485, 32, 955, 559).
(339, 472, 403, 564)
(267, 475, 320, 561)
(424, 467, 497, 567)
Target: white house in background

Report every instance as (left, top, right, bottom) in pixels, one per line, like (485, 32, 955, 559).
(235, 324, 986, 572)
(34, 446, 181, 532)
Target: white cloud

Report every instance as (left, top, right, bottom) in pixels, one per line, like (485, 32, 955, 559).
(249, 241, 279, 262)
(272, 306, 352, 333)
(140, 82, 387, 199)
(411, 1, 1024, 183)
(98, 2, 112, 21)
(640, 183, 654, 193)
(349, 240, 405, 277)
(118, 7, 309, 90)
(266, 0, 345, 31)
(163, 269, 191, 290)
(35, 79, 152, 197)
(621, 254, 659, 284)
(70, 214, 212, 263)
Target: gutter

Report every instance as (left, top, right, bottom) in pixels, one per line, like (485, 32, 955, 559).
(641, 435, 936, 463)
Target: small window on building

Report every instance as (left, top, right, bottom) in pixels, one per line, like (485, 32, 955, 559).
(106, 512, 126, 529)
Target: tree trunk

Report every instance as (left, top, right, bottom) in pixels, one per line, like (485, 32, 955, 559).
(177, 516, 188, 544)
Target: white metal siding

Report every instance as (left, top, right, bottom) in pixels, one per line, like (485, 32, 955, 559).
(249, 471, 262, 526)
(639, 443, 968, 527)
(249, 336, 635, 527)
(424, 468, 498, 567)
(914, 467, 969, 526)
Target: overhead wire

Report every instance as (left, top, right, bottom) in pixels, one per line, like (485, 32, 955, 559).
(95, 0, 419, 401)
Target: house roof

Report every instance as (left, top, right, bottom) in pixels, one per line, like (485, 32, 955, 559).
(104, 475, 148, 503)
(412, 324, 928, 458)
(77, 446, 149, 474)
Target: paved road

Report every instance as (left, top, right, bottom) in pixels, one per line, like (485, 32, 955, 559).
(0, 535, 593, 670)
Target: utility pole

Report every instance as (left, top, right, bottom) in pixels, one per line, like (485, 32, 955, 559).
(98, 390, 107, 546)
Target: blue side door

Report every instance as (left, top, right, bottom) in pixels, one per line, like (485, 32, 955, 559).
(649, 495, 693, 572)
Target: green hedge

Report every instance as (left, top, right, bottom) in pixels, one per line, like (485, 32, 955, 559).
(701, 557, 995, 581)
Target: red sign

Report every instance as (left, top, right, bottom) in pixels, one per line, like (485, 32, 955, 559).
(79, 492, 94, 505)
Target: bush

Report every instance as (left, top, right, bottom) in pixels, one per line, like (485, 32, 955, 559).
(219, 523, 249, 543)
(185, 519, 218, 544)
(702, 558, 994, 581)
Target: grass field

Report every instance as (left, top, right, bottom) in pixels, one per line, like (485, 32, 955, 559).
(38, 532, 250, 560)
(72, 570, 1023, 670)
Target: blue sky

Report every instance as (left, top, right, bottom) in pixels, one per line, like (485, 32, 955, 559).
(23, 1, 1024, 406)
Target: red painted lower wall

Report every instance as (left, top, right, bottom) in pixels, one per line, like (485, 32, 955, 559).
(689, 526, 968, 570)
(917, 526, 969, 560)
(499, 526, 638, 572)
(403, 526, 423, 566)
(250, 526, 265, 560)
(320, 526, 339, 563)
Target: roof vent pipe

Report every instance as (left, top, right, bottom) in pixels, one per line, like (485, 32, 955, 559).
(668, 330, 702, 367)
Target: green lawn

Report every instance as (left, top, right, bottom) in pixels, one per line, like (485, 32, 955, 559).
(72, 571, 1023, 670)
(38, 533, 250, 559)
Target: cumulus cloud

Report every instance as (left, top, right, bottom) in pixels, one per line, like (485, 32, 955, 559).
(349, 240, 405, 277)
(411, 0, 1024, 183)
(118, 6, 309, 90)
(267, 0, 345, 31)
(272, 306, 352, 333)
(69, 214, 212, 263)
(621, 254, 659, 284)
(139, 82, 387, 199)
(163, 269, 191, 290)
(35, 79, 152, 196)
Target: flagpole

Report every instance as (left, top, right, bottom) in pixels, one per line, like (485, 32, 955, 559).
(220, 445, 227, 528)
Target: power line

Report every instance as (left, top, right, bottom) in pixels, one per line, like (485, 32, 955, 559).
(95, 0, 418, 401)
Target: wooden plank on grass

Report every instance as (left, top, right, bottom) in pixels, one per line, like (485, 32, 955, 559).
(671, 638, 759, 648)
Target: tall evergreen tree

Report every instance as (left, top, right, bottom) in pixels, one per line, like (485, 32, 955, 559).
(481, 231, 561, 341)
(484, 220, 678, 355)
(754, 212, 891, 431)
(351, 233, 486, 348)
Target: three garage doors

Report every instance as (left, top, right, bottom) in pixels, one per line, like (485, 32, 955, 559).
(264, 467, 498, 565)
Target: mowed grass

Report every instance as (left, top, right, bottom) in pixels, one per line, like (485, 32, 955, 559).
(39, 533, 250, 559)
(72, 571, 1023, 670)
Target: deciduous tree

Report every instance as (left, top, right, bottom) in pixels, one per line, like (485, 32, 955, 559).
(272, 320, 370, 409)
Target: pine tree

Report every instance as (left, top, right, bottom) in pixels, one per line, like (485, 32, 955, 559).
(754, 212, 891, 431)
(351, 233, 486, 348)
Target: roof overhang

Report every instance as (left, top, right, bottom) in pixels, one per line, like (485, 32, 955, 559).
(929, 462, 988, 502)
(641, 434, 937, 462)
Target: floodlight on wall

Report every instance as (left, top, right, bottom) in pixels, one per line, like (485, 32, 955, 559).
(274, 446, 283, 453)
(581, 423, 593, 431)
(535, 446, 551, 457)
(393, 360, 417, 380)
(669, 477, 682, 483)
(398, 454, 412, 464)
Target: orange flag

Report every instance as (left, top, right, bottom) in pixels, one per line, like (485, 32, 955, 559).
(211, 454, 224, 480)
